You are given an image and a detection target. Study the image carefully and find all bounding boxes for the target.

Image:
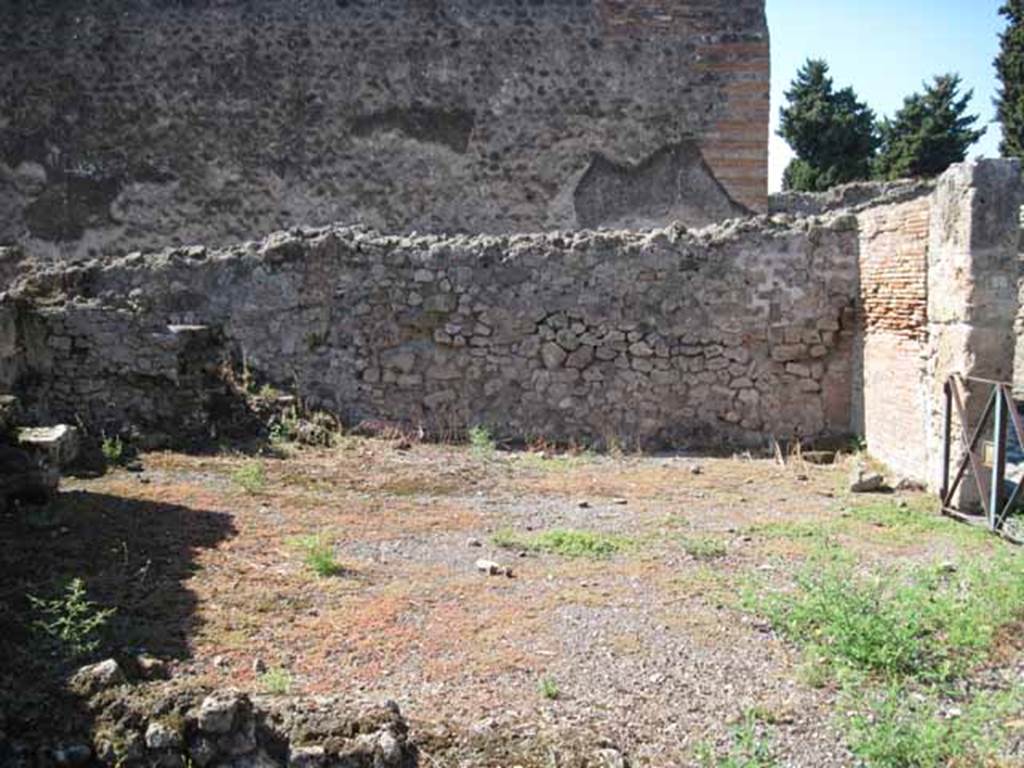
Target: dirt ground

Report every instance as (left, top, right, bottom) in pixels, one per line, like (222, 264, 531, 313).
(1, 436, 1014, 766)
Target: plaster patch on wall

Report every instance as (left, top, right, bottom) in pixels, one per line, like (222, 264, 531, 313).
(573, 142, 748, 230)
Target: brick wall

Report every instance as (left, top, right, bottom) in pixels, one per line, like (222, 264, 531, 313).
(856, 198, 932, 480)
(852, 162, 1023, 489)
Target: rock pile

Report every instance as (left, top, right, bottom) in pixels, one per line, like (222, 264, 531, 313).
(8, 672, 415, 768)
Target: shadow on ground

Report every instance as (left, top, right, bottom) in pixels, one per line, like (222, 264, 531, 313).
(0, 491, 235, 749)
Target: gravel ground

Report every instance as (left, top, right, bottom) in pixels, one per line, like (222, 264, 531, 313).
(5, 437, 1011, 766)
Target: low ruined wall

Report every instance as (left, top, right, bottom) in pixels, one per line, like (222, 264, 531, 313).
(2, 217, 859, 449)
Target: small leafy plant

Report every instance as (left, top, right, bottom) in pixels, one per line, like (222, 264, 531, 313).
(753, 551, 1024, 683)
(101, 435, 125, 466)
(232, 462, 266, 494)
(538, 676, 560, 700)
(290, 533, 343, 577)
(682, 536, 728, 560)
(493, 528, 630, 559)
(468, 425, 496, 455)
(259, 667, 293, 695)
(696, 711, 778, 768)
(844, 685, 1019, 768)
(268, 404, 301, 446)
(28, 578, 115, 659)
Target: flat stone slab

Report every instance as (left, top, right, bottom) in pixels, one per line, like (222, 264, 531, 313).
(18, 424, 80, 468)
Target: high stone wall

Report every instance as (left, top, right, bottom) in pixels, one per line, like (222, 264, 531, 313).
(1, 217, 859, 449)
(0, 0, 769, 262)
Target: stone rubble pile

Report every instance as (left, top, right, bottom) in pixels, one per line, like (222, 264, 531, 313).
(8, 663, 415, 768)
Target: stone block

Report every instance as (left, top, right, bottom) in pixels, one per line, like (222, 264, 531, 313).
(18, 425, 80, 469)
(540, 343, 566, 370)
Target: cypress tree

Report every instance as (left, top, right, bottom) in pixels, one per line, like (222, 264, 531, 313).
(996, 0, 1024, 158)
(874, 75, 985, 180)
(778, 59, 878, 192)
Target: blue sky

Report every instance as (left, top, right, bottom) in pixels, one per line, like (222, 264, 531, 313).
(768, 0, 1005, 191)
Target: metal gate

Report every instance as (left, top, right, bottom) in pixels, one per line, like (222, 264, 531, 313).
(940, 374, 1024, 541)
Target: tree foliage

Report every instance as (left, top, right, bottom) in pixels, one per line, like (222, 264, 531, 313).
(874, 75, 985, 180)
(996, 0, 1024, 158)
(778, 59, 878, 192)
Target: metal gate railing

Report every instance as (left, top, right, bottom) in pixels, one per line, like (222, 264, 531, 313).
(941, 374, 1024, 540)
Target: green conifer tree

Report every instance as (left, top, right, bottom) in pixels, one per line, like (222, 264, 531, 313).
(874, 75, 985, 180)
(995, 1, 1024, 158)
(778, 59, 878, 192)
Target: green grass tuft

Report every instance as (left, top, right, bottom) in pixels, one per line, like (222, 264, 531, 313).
(681, 536, 728, 560)
(538, 676, 560, 700)
(258, 667, 293, 694)
(493, 528, 631, 559)
(468, 425, 496, 455)
(231, 462, 267, 494)
(289, 533, 344, 577)
(696, 710, 778, 768)
(101, 435, 125, 466)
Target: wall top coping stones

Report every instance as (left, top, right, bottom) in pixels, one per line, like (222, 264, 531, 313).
(9, 212, 860, 304)
(770, 178, 936, 218)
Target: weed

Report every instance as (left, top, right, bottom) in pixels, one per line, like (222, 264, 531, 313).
(796, 649, 831, 689)
(538, 677, 560, 700)
(493, 528, 631, 559)
(257, 383, 281, 400)
(269, 405, 301, 445)
(682, 536, 728, 560)
(259, 667, 293, 694)
(290, 533, 343, 577)
(28, 578, 115, 659)
(753, 550, 1024, 683)
(696, 711, 778, 768)
(516, 451, 590, 472)
(849, 501, 992, 550)
(748, 546, 1024, 766)
(845, 686, 1018, 768)
(232, 462, 266, 494)
(101, 435, 125, 466)
(747, 520, 832, 541)
(749, 499, 989, 549)
(468, 425, 496, 455)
